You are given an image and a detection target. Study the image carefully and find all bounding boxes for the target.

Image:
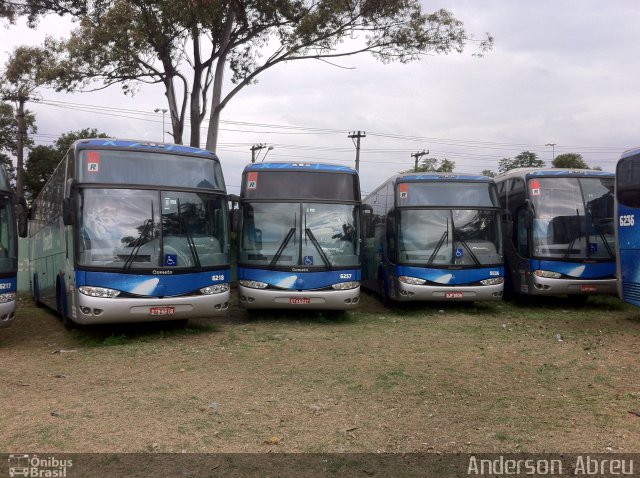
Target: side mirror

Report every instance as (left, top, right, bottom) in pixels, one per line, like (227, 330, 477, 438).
(362, 204, 374, 238)
(229, 208, 239, 233)
(62, 178, 77, 226)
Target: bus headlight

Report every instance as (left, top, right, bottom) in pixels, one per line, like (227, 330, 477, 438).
(78, 286, 121, 298)
(399, 276, 426, 285)
(332, 281, 359, 290)
(480, 277, 504, 286)
(200, 284, 229, 295)
(0, 292, 15, 303)
(534, 270, 562, 279)
(239, 280, 268, 289)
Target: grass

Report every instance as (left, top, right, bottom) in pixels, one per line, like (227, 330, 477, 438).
(1, 292, 640, 454)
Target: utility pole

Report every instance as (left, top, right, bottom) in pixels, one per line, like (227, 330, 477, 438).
(3, 93, 28, 197)
(411, 149, 429, 172)
(250, 143, 267, 163)
(545, 143, 557, 161)
(348, 131, 366, 172)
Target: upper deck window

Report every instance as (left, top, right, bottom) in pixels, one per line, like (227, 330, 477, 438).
(397, 181, 500, 207)
(241, 171, 359, 201)
(78, 149, 224, 190)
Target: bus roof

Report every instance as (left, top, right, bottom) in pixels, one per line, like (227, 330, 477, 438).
(620, 147, 640, 159)
(243, 162, 357, 174)
(495, 168, 613, 181)
(75, 138, 219, 159)
(394, 172, 493, 182)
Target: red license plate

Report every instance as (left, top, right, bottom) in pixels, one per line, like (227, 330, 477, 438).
(289, 298, 311, 304)
(150, 306, 175, 316)
(445, 292, 464, 299)
(580, 285, 598, 293)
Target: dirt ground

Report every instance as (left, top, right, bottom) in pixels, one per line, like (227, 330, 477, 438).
(1, 292, 640, 454)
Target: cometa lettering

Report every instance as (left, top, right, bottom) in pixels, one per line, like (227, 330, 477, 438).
(152, 270, 174, 275)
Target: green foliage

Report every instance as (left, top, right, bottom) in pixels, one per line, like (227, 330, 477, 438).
(481, 169, 496, 178)
(498, 151, 545, 174)
(0, 100, 36, 189)
(552, 153, 589, 169)
(406, 157, 455, 173)
(14, 0, 492, 149)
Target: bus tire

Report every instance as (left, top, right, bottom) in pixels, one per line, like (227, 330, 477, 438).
(57, 278, 75, 330)
(379, 269, 392, 307)
(33, 274, 43, 307)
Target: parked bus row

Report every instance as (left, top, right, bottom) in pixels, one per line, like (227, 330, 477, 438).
(0, 138, 638, 329)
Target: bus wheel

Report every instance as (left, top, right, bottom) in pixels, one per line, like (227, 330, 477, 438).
(33, 275, 43, 307)
(379, 270, 392, 307)
(56, 280, 75, 330)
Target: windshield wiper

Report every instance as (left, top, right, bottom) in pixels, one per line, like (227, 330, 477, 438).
(456, 237, 481, 266)
(177, 199, 201, 268)
(590, 219, 615, 259)
(124, 203, 154, 272)
(563, 209, 582, 260)
(305, 228, 332, 269)
(427, 217, 449, 266)
(269, 227, 296, 269)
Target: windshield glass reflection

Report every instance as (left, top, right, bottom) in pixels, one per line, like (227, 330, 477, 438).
(399, 209, 502, 266)
(240, 202, 360, 268)
(530, 177, 615, 259)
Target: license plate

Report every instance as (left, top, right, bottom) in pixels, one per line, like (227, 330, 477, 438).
(150, 306, 175, 316)
(289, 298, 311, 304)
(580, 285, 598, 293)
(445, 292, 464, 299)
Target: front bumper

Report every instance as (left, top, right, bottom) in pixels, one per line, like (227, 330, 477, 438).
(72, 291, 230, 324)
(238, 285, 360, 310)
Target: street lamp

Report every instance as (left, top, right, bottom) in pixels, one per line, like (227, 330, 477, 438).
(545, 143, 557, 161)
(154, 108, 168, 142)
(261, 146, 274, 162)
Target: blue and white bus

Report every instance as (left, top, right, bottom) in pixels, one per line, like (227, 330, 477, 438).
(29, 139, 230, 327)
(235, 162, 361, 309)
(0, 166, 19, 327)
(495, 168, 616, 300)
(616, 148, 640, 306)
(362, 173, 504, 303)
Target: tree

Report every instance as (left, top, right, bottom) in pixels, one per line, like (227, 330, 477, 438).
(498, 151, 545, 174)
(481, 169, 496, 178)
(1, 45, 58, 196)
(404, 157, 455, 173)
(552, 153, 589, 169)
(23, 128, 109, 202)
(0, 99, 36, 191)
(21, 0, 492, 150)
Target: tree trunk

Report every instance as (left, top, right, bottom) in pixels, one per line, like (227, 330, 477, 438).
(15, 96, 26, 197)
(205, 10, 234, 153)
(189, 30, 202, 148)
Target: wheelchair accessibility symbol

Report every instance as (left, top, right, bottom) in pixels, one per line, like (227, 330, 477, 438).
(304, 255, 314, 266)
(165, 254, 177, 266)
(455, 248, 464, 258)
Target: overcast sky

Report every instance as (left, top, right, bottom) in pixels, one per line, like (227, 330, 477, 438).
(1, 1, 639, 195)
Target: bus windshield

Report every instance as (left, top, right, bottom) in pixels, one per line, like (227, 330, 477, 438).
(398, 209, 502, 266)
(240, 202, 360, 268)
(0, 196, 17, 274)
(529, 177, 615, 260)
(78, 188, 228, 270)
(78, 149, 225, 190)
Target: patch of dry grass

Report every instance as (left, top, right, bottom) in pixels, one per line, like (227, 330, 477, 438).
(1, 293, 640, 453)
